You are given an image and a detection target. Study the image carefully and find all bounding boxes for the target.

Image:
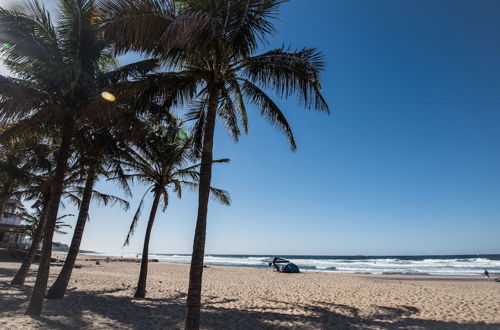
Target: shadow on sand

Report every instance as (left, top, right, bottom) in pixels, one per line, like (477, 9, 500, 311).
(1, 267, 498, 329)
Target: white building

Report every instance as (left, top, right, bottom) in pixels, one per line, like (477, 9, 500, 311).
(0, 199, 31, 250)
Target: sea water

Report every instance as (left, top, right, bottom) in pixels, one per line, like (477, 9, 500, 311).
(90, 253, 500, 276)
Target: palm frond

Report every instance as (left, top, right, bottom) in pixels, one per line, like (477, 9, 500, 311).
(186, 99, 207, 159)
(240, 78, 296, 150)
(100, 0, 176, 54)
(0, 76, 51, 122)
(63, 191, 83, 208)
(241, 47, 329, 112)
(218, 87, 241, 141)
(178, 180, 231, 206)
(111, 71, 198, 112)
(209, 187, 231, 206)
(0, 0, 60, 65)
(160, 187, 169, 211)
(57, 0, 103, 62)
(226, 0, 286, 57)
(108, 162, 133, 197)
(98, 59, 160, 87)
(91, 189, 130, 211)
(227, 79, 248, 133)
(123, 188, 149, 247)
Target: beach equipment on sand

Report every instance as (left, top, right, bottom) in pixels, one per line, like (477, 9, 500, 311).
(264, 256, 289, 265)
(263, 257, 300, 273)
(281, 263, 300, 273)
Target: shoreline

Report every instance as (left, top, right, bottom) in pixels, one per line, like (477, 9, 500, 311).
(61, 252, 497, 280)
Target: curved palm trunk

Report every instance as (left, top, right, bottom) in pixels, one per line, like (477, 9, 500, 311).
(134, 189, 161, 298)
(46, 164, 97, 299)
(185, 84, 219, 330)
(11, 198, 50, 285)
(25, 115, 74, 316)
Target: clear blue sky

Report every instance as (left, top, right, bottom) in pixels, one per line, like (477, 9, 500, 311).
(4, 0, 500, 255)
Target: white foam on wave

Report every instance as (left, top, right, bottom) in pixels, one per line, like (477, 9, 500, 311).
(90, 252, 500, 276)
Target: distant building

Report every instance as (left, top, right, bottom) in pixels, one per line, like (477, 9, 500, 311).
(0, 199, 30, 250)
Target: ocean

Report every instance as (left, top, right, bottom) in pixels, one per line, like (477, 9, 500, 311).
(92, 253, 500, 276)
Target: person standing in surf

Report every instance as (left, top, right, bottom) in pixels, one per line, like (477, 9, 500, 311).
(483, 269, 490, 280)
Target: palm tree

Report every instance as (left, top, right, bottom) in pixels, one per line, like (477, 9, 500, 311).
(1, 132, 67, 287)
(10, 136, 63, 286)
(0, 0, 159, 315)
(100, 0, 329, 327)
(11, 144, 126, 288)
(46, 127, 130, 299)
(118, 120, 230, 298)
(7, 126, 103, 287)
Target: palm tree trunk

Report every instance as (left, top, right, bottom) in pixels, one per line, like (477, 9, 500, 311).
(134, 189, 161, 298)
(185, 83, 219, 330)
(25, 115, 74, 316)
(46, 163, 97, 299)
(11, 198, 50, 285)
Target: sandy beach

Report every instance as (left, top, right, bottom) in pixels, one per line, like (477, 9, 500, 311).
(0, 254, 498, 329)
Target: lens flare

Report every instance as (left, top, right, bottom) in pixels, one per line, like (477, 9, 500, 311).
(101, 91, 116, 102)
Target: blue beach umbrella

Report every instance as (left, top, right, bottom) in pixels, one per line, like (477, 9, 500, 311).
(263, 257, 289, 265)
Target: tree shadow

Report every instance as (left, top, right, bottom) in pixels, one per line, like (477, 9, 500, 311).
(1, 276, 499, 329)
(372, 305, 420, 320)
(0, 266, 18, 279)
(0, 262, 72, 282)
(0, 281, 33, 312)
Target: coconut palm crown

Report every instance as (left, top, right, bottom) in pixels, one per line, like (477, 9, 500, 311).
(119, 119, 230, 298)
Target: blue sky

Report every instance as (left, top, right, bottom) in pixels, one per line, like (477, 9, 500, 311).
(3, 0, 500, 255)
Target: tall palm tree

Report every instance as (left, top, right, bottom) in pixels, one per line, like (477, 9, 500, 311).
(11, 149, 126, 288)
(119, 120, 230, 298)
(10, 134, 96, 287)
(46, 127, 130, 299)
(0, 0, 159, 315)
(101, 0, 329, 327)
(0, 131, 66, 288)
(10, 137, 59, 286)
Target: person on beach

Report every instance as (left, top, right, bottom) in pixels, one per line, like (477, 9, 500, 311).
(483, 269, 490, 280)
(270, 261, 281, 272)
